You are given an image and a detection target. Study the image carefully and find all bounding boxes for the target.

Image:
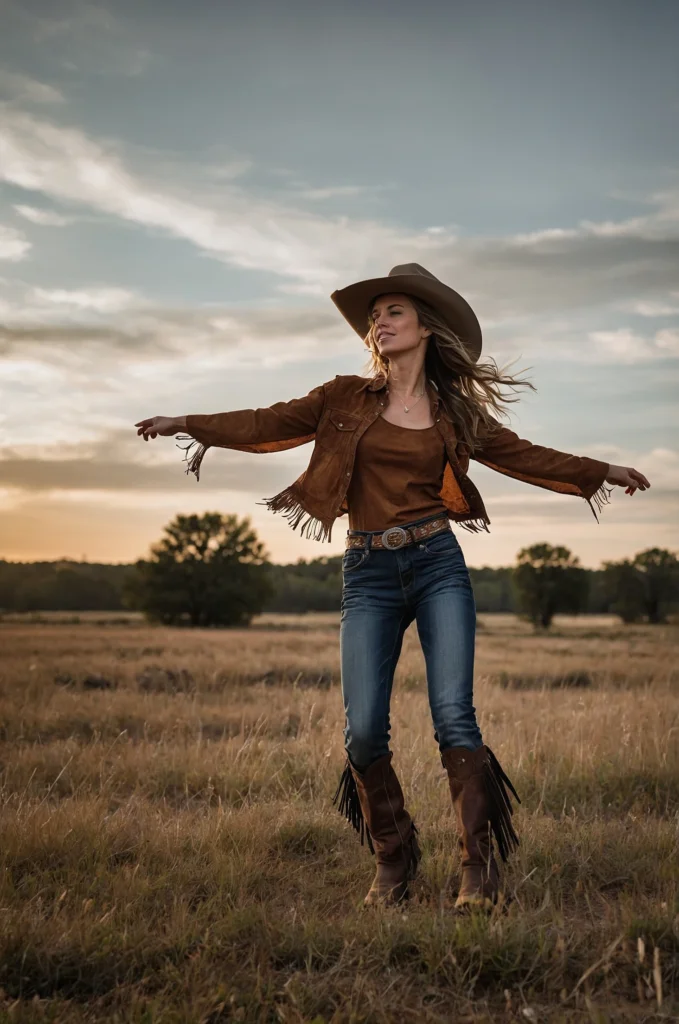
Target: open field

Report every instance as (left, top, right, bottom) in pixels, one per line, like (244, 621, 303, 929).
(0, 613, 677, 1022)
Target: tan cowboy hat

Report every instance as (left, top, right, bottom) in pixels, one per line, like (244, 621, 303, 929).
(330, 262, 482, 362)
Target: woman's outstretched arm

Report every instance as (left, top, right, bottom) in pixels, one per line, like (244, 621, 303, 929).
(135, 382, 328, 479)
(135, 382, 326, 451)
(471, 422, 650, 511)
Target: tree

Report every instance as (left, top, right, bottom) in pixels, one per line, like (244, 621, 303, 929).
(126, 513, 272, 627)
(513, 543, 588, 629)
(602, 548, 679, 624)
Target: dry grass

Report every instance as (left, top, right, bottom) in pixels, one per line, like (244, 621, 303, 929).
(0, 613, 677, 1023)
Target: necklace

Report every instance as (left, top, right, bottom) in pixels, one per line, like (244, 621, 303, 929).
(386, 382, 427, 414)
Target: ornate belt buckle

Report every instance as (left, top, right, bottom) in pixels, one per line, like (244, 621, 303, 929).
(381, 526, 408, 550)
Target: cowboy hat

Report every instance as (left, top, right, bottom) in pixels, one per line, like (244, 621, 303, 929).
(330, 263, 482, 362)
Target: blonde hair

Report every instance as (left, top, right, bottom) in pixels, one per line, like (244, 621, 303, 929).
(363, 295, 534, 451)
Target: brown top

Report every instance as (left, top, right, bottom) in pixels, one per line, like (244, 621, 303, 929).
(346, 414, 448, 531)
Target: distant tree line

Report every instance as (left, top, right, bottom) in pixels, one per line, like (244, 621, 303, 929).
(1, 513, 677, 628)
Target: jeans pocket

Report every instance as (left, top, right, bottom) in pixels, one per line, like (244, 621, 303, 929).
(420, 529, 459, 556)
(342, 548, 369, 573)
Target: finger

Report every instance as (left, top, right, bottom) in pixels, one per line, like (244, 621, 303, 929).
(631, 469, 651, 488)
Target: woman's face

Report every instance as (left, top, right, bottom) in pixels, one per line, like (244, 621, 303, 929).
(370, 293, 430, 358)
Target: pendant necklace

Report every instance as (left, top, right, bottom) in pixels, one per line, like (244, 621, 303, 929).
(387, 382, 426, 414)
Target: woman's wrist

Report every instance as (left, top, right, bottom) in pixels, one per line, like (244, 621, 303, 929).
(174, 415, 187, 431)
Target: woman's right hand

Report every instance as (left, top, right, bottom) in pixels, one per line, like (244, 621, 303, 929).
(135, 415, 185, 440)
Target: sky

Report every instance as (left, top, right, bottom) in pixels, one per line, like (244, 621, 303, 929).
(0, 0, 677, 568)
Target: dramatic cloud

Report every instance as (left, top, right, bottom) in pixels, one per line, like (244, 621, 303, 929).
(0, 109, 409, 291)
(1, 108, 677, 318)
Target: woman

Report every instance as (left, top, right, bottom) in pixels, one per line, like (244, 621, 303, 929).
(135, 263, 649, 911)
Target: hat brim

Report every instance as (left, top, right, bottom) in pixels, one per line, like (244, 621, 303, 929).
(330, 274, 482, 362)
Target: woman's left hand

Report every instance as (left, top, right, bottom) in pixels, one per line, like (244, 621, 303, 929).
(605, 463, 651, 495)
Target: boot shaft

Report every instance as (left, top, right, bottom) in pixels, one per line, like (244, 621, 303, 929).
(441, 744, 521, 866)
(332, 752, 416, 859)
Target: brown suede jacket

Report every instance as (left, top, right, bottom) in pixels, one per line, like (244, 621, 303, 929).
(181, 373, 610, 542)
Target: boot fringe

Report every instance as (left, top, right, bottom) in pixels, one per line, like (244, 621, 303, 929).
(484, 747, 521, 864)
(176, 435, 209, 481)
(257, 487, 334, 542)
(586, 483, 613, 522)
(332, 759, 374, 854)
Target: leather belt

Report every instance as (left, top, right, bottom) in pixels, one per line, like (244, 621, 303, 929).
(345, 516, 451, 551)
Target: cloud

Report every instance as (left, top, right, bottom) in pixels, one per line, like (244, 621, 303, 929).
(430, 225, 679, 322)
(589, 327, 679, 363)
(0, 106, 677, 380)
(0, 225, 31, 261)
(292, 185, 373, 201)
(1, 107, 678, 321)
(0, 69, 64, 104)
(0, 298, 349, 364)
(23, 2, 152, 78)
(32, 287, 139, 313)
(0, 108, 410, 291)
(0, 429, 297, 495)
(622, 296, 679, 318)
(13, 204, 71, 226)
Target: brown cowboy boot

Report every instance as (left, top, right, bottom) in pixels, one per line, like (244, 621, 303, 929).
(333, 752, 421, 907)
(441, 744, 520, 911)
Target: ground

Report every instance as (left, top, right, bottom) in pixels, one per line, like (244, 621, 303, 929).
(0, 612, 677, 1022)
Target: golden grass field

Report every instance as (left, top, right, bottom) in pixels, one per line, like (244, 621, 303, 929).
(1, 612, 677, 1022)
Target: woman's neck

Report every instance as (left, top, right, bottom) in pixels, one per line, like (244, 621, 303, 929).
(386, 360, 427, 395)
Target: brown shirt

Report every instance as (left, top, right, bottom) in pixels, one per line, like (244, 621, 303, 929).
(346, 414, 448, 531)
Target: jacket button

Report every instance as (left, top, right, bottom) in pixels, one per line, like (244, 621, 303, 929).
(338, 422, 343, 427)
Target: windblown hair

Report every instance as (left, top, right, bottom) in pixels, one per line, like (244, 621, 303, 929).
(364, 295, 535, 451)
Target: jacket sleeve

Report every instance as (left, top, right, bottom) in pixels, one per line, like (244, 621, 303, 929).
(180, 382, 327, 480)
(471, 421, 610, 506)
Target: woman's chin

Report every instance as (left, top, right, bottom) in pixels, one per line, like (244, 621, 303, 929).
(378, 341, 407, 358)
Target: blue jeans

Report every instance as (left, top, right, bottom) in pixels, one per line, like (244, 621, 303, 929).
(339, 514, 483, 772)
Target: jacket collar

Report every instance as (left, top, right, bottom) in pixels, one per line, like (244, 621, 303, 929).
(358, 373, 387, 392)
(359, 373, 441, 411)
